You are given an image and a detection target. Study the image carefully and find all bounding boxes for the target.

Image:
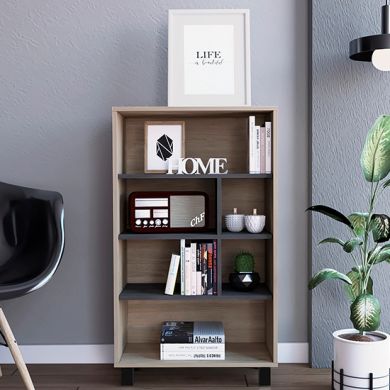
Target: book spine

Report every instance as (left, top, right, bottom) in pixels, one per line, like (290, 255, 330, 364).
(190, 243, 197, 295)
(180, 239, 185, 295)
(201, 243, 207, 295)
(196, 244, 202, 295)
(184, 246, 191, 296)
(255, 125, 261, 173)
(161, 344, 225, 353)
(260, 126, 266, 173)
(161, 351, 225, 360)
(207, 243, 213, 295)
(164, 254, 180, 295)
(265, 121, 272, 173)
(213, 240, 217, 295)
(249, 116, 256, 173)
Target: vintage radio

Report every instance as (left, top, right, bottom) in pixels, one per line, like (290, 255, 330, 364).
(128, 191, 209, 233)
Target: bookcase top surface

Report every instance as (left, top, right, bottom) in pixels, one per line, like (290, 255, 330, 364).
(112, 106, 278, 116)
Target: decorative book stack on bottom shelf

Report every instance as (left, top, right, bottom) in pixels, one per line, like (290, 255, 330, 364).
(160, 321, 225, 360)
(112, 106, 277, 387)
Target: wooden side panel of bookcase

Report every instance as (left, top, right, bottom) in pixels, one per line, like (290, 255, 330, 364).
(265, 109, 278, 363)
(112, 111, 127, 365)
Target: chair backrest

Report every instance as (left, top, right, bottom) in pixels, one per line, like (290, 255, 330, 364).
(0, 182, 64, 300)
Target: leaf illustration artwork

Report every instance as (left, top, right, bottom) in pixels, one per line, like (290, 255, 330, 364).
(156, 134, 174, 161)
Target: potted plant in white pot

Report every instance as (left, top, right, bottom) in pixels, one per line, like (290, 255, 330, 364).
(308, 115, 390, 390)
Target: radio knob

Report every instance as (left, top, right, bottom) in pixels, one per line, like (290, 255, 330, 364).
(143, 220, 148, 226)
(155, 219, 161, 226)
(135, 219, 141, 226)
(149, 220, 155, 225)
(162, 219, 168, 225)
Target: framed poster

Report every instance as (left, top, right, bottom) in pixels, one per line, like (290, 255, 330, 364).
(168, 9, 251, 107)
(144, 121, 185, 173)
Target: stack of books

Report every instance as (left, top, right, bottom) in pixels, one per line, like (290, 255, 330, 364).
(160, 321, 225, 360)
(164, 240, 217, 296)
(248, 116, 272, 174)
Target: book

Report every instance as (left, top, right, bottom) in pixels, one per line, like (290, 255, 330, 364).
(265, 121, 272, 173)
(201, 243, 207, 295)
(260, 126, 266, 173)
(180, 239, 185, 295)
(212, 240, 217, 295)
(249, 116, 256, 173)
(206, 243, 213, 295)
(164, 254, 180, 295)
(190, 243, 197, 295)
(161, 351, 225, 360)
(161, 343, 225, 353)
(184, 247, 191, 296)
(255, 125, 261, 173)
(160, 321, 225, 344)
(196, 244, 202, 295)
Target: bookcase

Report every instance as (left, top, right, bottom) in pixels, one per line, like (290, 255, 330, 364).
(112, 106, 278, 386)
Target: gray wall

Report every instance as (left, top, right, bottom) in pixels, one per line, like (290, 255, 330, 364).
(312, 0, 390, 367)
(0, 0, 308, 346)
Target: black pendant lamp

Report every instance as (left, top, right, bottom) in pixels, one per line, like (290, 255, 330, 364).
(350, 0, 390, 71)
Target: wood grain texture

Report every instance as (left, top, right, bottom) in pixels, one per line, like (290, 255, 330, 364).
(0, 364, 331, 389)
(126, 300, 265, 344)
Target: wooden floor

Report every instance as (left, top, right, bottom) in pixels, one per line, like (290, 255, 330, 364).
(0, 364, 330, 389)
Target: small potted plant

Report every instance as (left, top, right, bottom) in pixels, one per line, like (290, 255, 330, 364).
(308, 115, 390, 390)
(229, 252, 260, 291)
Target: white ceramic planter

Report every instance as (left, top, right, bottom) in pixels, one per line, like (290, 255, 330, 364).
(333, 329, 390, 390)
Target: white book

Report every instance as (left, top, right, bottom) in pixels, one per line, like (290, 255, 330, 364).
(265, 121, 272, 173)
(184, 247, 191, 296)
(249, 116, 256, 173)
(180, 239, 185, 295)
(260, 126, 266, 173)
(165, 254, 180, 295)
(255, 125, 261, 173)
(161, 344, 225, 353)
(161, 351, 225, 360)
(190, 243, 197, 295)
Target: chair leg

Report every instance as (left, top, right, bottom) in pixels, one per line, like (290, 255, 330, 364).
(0, 308, 34, 390)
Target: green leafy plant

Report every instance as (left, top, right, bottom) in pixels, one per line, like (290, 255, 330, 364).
(235, 252, 255, 273)
(308, 115, 390, 334)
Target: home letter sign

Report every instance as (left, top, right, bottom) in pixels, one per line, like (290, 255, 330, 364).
(167, 158, 228, 175)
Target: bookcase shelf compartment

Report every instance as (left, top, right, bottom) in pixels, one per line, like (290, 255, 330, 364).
(112, 106, 278, 378)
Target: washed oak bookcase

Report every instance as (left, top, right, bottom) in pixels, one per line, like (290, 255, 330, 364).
(112, 106, 278, 386)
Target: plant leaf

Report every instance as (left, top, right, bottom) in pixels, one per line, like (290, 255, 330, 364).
(370, 244, 390, 264)
(344, 270, 373, 302)
(309, 268, 352, 290)
(343, 238, 363, 253)
(370, 214, 390, 243)
(383, 178, 390, 189)
(348, 213, 369, 237)
(350, 294, 381, 332)
(361, 115, 390, 182)
(319, 237, 345, 246)
(307, 206, 352, 228)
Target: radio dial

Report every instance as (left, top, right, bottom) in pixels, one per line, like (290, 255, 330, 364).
(162, 219, 168, 225)
(135, 219, 141, 226)
(155, 219, 161, 226)
(149, 220, 155, 225)
(143, 220, 148, 226)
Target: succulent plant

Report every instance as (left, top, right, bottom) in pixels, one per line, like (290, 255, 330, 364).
(234, 252, 255, 273)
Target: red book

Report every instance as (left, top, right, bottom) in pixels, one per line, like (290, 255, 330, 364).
(213, 240, 217, 295)
(206, 243, 213, 295)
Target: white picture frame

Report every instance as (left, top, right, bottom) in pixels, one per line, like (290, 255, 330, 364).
(168, 9, 251, 107)
(144, 121, 185, 173)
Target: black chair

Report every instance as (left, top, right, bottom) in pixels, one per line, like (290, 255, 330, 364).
(0, 181, 65, 390)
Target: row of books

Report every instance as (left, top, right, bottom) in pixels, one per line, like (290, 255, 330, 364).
(248, 116, 272, 174)
(160, 321, 225, 360)
(165, 240, 217, 296)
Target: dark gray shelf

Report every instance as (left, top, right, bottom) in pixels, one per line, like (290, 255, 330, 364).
(119, 283, 272, 301)
(118, 173, 272, 180)
(118, 231, 272, 240)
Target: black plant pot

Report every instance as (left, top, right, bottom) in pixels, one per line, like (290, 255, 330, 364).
(229, 272, 260, 292)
